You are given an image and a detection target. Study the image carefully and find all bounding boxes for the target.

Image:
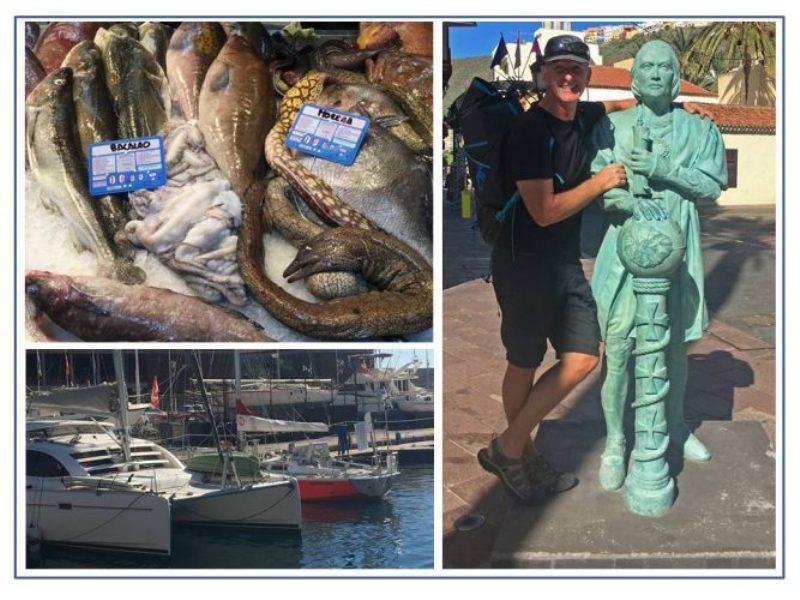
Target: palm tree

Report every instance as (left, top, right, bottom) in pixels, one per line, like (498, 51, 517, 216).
(682, 21, 775, 102)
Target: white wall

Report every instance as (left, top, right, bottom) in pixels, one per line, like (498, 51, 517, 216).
(716, 133, 776, 206)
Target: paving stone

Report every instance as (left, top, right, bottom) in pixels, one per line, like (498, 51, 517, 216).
(490, 421, 776, 569)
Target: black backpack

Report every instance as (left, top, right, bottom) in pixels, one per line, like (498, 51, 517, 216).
(449, 78, 523, 244)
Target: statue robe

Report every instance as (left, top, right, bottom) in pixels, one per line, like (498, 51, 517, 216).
(589, 106, 728, 343)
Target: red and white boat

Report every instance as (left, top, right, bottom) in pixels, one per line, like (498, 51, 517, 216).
(262, 442, 400, 502)
(236, 399, 400, 502)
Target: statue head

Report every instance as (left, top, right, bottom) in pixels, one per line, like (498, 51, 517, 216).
(631, 40, 681, 107)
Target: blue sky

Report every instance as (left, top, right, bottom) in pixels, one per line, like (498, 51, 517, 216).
(448, 20, 639, 59)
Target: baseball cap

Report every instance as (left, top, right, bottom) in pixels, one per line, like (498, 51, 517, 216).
(542, 35, 591, 65)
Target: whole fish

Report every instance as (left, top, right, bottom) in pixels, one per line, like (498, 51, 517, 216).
(166, 22, 226, 120)
(108, 23, 139, 39)
(25, 48, 46, 98)
(62, 41, 133, 259)
(357, 22, 433, 57)
(198, 34, 274, 197)
(26, 22, 40, 50)
(138, 22, 172, 70)
(366, 50, 433, 146)
(35, 22, 102, 73)
(101, 33, 171, 138)
(296, 112, 432, 261)
(317, 81, 426, 152)
(26, 271, 272, 342)
(222, 22, 273, 61)
(26, 68, 145, 284)
(264, 71, 374, 230)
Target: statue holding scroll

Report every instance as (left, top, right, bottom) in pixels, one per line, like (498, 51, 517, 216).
(588, 41, 728, 515)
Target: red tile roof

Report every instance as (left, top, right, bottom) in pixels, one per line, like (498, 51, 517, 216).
(694, 103, 776, 134)
(589, 65, 716, 97)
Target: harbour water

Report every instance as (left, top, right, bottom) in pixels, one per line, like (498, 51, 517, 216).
(31, 467, 433, 570)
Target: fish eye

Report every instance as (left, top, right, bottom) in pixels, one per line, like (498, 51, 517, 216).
(53, 78, 65, 86)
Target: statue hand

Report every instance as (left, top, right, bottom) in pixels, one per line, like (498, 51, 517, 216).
(630, 148, 672, 182)
(633, 199, 667, 222)
(629, 148, 657, 176)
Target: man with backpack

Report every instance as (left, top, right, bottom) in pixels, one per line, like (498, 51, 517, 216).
(475, 34, 711, 505)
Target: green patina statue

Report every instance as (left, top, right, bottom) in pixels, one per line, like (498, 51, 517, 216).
(588, 41, 728, 516)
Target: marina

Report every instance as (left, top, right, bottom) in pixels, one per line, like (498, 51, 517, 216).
(25, 349, 434, 569)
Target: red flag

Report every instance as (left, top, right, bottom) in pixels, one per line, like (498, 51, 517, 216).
(150, 376, 160, 408)
(236, 399, 253, 415)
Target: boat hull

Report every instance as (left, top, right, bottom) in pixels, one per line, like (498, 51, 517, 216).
(170, 479, 301, 529)
(298, 474, 397, 501)
(26, 481, 171, 555)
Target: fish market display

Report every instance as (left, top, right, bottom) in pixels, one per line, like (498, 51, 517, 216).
(25, 68, 144, 284)
(25, 20, 433, 342)
(26, 271, 272, 342)
(166, 22, 226, 120)
(35, 22, 103, 73)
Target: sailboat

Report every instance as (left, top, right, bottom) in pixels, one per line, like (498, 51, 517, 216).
(26, 350, 302, 557)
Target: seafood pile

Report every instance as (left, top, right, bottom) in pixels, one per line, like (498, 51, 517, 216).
(25, 21, 433, 342)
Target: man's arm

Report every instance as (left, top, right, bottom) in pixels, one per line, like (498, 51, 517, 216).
(517, 163, 627, 227)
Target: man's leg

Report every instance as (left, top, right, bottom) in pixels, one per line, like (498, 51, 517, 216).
(598, 337, 633, 490)
(501, 364, 537, 457)
(666, 342, 710, 461)
(497, 352, 598, 459)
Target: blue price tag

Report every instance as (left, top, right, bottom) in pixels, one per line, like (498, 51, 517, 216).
(88, 136, 167, 196)
(285, 103, 370, 166)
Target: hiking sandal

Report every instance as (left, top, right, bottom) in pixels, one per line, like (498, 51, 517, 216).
(526, 454, 579, 494)
(477, 437, 543, 505)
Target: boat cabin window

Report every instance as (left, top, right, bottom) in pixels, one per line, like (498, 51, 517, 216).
(27, 450, 70, 477)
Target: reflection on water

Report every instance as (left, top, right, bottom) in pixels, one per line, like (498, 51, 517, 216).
(32, 466, 433, 569)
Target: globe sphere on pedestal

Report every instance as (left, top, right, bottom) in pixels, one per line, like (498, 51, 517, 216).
(617, 217, 687, 278)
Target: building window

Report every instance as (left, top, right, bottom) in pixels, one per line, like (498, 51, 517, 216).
(726, 149, 738, 188)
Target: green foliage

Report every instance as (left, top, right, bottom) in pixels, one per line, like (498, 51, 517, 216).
(600, 22, 775, 91)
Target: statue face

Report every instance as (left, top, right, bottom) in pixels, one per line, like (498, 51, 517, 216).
(632, 44, 676, 104)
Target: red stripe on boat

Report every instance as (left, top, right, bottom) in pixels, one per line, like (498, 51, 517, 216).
(298, 478, 362, 501)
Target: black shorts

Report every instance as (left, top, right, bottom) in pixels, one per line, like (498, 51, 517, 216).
(491, 246, 600, 369)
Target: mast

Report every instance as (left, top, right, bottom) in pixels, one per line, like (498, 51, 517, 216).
(112, 350, 132, 463)
(134, 349, 141, 403)
(188, 350, 229, 487)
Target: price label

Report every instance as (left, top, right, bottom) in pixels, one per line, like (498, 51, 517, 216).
(88, 136, 166, 195)
(285, 103, 370, 166)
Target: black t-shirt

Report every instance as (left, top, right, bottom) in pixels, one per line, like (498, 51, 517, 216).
(497, 101, 606, 259)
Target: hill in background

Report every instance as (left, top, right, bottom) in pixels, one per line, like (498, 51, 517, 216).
(443, 55, 493, 113)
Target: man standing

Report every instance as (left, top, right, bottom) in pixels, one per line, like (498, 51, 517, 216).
(477, 35, 628, 504)
(588, 40, 727, 491)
